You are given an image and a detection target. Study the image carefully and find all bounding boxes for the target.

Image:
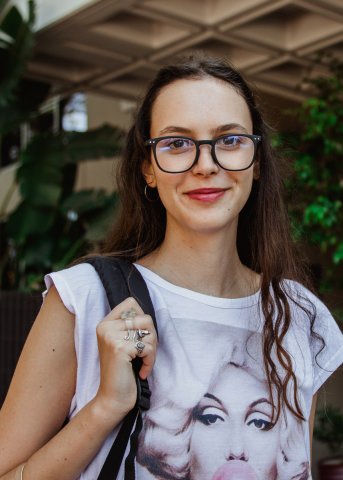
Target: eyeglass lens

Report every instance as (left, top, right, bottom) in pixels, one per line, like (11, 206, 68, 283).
(155, 136, 255, 172)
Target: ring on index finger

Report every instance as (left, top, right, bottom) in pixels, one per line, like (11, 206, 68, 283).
(121, 308, 136, 331)
(124, 330, 133, 341)
(126, 329, 150, 342)
(137, 329, 150, 340)
(135, 341, 145, 356)
(120, 307, 136, 320)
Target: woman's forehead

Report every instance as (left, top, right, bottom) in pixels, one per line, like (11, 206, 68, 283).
(213, 365, 267, 397)
(150, 77, 253, 136)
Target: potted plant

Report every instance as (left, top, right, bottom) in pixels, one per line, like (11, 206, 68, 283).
(0, 0, 124, 291)
(0, 0, 124, 404)
(314, 406, 343, 479)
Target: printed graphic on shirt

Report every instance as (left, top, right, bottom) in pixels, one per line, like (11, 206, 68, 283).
(136, 320, 310, 480)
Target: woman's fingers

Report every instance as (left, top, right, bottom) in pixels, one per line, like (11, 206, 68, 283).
(138, 347, 156, 380)
(107, 297, 144, 321)
(95, 296, 158, 413)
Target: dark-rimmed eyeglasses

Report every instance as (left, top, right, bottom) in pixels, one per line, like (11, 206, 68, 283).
(144, 134, 262, 174)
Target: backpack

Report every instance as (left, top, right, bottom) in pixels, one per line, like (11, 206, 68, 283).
(85, 256, 158, 480)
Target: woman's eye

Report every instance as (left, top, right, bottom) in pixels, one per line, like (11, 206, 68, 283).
(159, 138, 193, 153)
(166, 138, 190, 149)
(169, 138, 192, 150)
(219, 135, 240, 147)
(170, 139, 186, 149)
(198, 413, 224, 426)
(247, 418, 274, 431)
(195, 406, 225, 426)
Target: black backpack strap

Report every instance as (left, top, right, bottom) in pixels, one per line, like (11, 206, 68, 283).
(84, 256, 157, 480)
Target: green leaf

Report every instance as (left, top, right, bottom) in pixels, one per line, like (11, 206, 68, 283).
(333, 243, 343, 265)
(52, 237, 85, 271)
(0, 5, 35, 102)
(60, 189, 113, 216)
(62, 125, 124, 164)
(20, 180, 62, 207)
(314, 406, 343, 453)
(304, 197, 341, 229)
(6, 202, 55, 243)
(17, 161, 63, 184)
(0, 78, 50, 133)
(84, 195, 118, 242)
(22, 236, 54, 268)
(0, 5, 22, 38)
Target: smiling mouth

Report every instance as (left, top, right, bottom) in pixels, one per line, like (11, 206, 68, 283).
(185, 188, 228, 202)
(186, 188, 227, 194)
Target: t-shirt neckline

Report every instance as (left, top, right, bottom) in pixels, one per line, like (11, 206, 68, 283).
(134, 263, 261, 308)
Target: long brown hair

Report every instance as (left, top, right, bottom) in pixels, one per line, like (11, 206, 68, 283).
(101, 53, 324, 422)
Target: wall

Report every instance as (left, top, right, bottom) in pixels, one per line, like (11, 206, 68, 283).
(0, 165, 20, 216)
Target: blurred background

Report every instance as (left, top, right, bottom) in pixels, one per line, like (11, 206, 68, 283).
(0, 1, 342, 478)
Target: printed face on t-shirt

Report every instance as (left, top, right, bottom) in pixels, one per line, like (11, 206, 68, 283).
(136, 319, 310, 480)
(189, 364, 281, 480)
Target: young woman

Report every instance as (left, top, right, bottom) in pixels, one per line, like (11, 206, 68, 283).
(0, 54, 342, 480)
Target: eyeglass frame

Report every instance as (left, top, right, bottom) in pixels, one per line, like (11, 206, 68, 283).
(144, 134, 262, 174)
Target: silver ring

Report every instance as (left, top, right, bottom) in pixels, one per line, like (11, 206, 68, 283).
(132, 329, 150, 342)
(135, 341, 145, 355)
(120, 308, 136, 320)
(133, 330, 139, 342)
(137, 329, 150, 339)
(124, 330, 133, 341)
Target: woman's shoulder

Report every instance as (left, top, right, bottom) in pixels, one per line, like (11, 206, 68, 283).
(282, 279, 327, 312)
(282, 278, 342, 343)
(44, 262, 108, 316)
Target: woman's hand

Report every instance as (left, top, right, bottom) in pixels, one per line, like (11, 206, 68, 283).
(94, 297, 158, 419)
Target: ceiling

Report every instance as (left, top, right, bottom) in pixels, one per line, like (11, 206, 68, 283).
(27, 0, 343, 103)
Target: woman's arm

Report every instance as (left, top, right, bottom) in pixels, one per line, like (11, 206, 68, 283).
(0, 285, 157, 480)
(0, 286, 77, 475)
(0, 286, 119, 479)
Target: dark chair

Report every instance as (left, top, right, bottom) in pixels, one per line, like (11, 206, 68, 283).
(0, 291, 42, 406)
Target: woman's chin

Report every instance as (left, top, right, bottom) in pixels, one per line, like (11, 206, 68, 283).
(212, 461, 258, 480)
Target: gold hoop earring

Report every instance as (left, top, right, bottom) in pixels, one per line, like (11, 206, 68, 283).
(144, 184, 159, 202)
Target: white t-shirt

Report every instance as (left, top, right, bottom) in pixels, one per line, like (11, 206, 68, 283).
(44, 263, 343, 480)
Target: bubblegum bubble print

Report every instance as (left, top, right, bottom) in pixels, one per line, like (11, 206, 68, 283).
(212, 460, 258, 480)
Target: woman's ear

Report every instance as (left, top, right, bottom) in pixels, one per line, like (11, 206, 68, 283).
(142, 159, 157, 187)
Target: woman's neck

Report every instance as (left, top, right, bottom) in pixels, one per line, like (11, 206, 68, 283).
(138, 224, 260, 299)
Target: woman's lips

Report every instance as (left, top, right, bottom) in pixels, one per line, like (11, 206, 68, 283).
(212, 461, 258, 480)
(185, 188, 227, 202)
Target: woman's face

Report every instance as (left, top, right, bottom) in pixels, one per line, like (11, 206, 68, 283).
(190, 365, 281, 480)
(144, 77, 257, 237)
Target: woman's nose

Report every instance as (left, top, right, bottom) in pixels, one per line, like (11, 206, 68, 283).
(225, 426, 249, 462)
(191, 144, 219, 176)
(226, 451, 248, 462)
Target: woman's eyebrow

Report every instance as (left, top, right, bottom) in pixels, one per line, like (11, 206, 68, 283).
(199, 393, 228, 416)
(158, 126, 192, 135)
(214, 123, 249, 135)
(249, 398, 273, 409)
(203, 393, 226, 409)
(158, 123, 249, 137)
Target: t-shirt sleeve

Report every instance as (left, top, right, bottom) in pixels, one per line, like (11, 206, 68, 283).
(44, 269, 78, 315)
(43, 263, 107, 318)
(311, 301, 343, 394)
